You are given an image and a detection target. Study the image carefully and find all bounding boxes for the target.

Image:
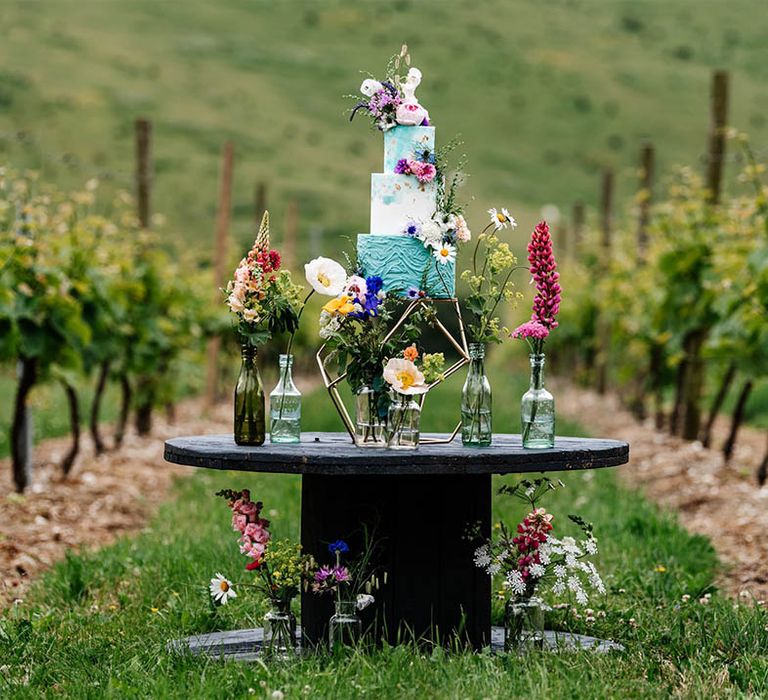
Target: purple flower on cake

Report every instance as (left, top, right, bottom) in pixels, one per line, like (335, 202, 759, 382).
(395, 158, 412, 175)
(406, 286, 421, 299)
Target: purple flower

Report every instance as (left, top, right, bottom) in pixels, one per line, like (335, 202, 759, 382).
(406, 286, 421, 299)
(314, 566, 334, 583)
(405, 222, 420, 237)
(394, 158, 412, 175)
(328, 539, 350, 555)
(332, 566, 351, 583)
(528, 221, 561, 329)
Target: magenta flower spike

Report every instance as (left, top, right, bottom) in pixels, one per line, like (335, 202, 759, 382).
(527, 221, 561, 329)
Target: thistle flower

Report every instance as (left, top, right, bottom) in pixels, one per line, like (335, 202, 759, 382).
(528, 220, 561, 329)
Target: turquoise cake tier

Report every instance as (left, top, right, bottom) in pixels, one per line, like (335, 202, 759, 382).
(357, 233, 455, 299)
(383, 126, 435, 173)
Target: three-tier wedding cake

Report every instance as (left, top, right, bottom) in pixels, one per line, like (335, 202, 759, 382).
(350, 54, 470, 299)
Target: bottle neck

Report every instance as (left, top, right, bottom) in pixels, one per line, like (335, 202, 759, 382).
(335, 599, 358, 616)
(278, 353, 294, 371)
(529, 353, 546, 390)
(241, 344, 258, 365)
(468, 343, 486, 372)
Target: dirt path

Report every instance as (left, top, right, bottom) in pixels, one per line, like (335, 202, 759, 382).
(0, 399, 232, 606)
(3, 380, 767, 606)
(555, 379, 768, 600)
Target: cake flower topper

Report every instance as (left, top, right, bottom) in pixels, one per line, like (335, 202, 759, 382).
(349, 45, 430, 131)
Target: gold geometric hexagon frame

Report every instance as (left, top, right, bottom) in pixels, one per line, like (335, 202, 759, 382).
(316, 297, 469, 445)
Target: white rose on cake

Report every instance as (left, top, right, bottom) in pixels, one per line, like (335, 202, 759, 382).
(396, 102, 429, 126)
(418, 219, 443, 250)
(360, 78, 383, 97)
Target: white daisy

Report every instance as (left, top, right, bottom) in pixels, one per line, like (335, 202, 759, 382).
(209, 573, 237, 605)
(433, 242, 457, 265)
(487, 207, 517, 231)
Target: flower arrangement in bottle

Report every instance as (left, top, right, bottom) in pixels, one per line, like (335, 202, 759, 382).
(458, 207, 523, 446)
(213, 489, 312, 658)
(472, 478, 604, 651)
(511, 220, 562, 448)
(307, 537, 383, 650)
(225, 212, 304, 446)
(310, 256, 424, 446)
(382, 345, 445, 449)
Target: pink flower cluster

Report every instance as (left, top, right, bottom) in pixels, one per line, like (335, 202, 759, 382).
(513, 508, 554, 581)
(511, 320, 550, 341)
(311, 565, 351, 594)
(528, 220, 561, 329)
(394, 158, 437, 183)
(228, 489, 271, 571)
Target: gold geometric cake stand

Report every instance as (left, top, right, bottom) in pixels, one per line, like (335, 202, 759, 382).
(316, 297, 469, 446)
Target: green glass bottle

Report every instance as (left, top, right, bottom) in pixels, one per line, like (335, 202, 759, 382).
(234, 345, 265, 446)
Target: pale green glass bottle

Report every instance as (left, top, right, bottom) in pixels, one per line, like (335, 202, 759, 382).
(269, 354, 301, 444)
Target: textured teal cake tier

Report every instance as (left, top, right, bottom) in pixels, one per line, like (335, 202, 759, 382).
(383, 126, 435, 173)
(357, 234, 455, 299)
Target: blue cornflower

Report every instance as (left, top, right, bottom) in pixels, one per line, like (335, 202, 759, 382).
(328, 540, 350, 555)
(405, 222, 420, 237)
(406, 286, 421, 299)
(366, 275, 384, 294)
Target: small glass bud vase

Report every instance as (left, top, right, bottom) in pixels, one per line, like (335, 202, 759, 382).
(262, 599, 298, 660)
(387, 392, 421, 450)
(234, 345, 265, 446)
(521, 353, 555, 449)
(328, 599, 362, 651)
(269, 354, 301, 444)
(461, 343, 492, 447)
(354, 385, 386, 448)
(504, 597, 549, 652)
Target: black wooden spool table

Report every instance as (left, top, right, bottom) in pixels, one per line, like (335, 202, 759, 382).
(164, 432, 629, 651)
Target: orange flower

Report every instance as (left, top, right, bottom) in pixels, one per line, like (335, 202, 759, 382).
(403, 344, 419, 362)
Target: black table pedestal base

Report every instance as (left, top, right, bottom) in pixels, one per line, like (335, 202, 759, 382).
(300, 473, 491, 650)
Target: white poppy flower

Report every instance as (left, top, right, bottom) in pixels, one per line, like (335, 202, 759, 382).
(360, 79, 383, 97)
(209, 573, 237, 605)
(383, 357, 429, 395)
(304, 257, 347, 296)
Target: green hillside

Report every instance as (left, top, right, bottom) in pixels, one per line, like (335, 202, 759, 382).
(1, 0, 767, 257)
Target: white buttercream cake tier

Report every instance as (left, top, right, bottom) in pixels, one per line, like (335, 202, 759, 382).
(370, 173, 437, 236)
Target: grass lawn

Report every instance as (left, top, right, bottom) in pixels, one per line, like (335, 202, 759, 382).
(3, 358, 768, 698)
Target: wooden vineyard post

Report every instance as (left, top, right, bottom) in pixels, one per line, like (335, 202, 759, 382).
(636, 142, 654, 261)
(632, 143, 655, 420)
(134, 118, 154, 436)
(135, 118, 152, 229)
(254, 182, 267, 234)
(678, 70, 729, 440)
(572, 201, 585, 258)
(283, 199, 299, 271)
(595, 169, 613, 395)
(11, 358, 36, 493)
(205, 142, 234, 408)
(706, 70, 729, 205)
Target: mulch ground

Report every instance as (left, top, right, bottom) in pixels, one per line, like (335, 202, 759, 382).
(555, 380, 768, 601)
(2, 384, 767, 607)
(0, 400, 231, 606)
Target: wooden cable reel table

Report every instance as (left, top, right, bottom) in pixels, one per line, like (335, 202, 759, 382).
(165, 432, 629, 652)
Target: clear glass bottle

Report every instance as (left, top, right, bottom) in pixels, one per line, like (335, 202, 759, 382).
(328, 599, 362, 651)
(503, 597, 548, 652)
(262, 599, 298, 660)
(234, 345, 265, 446)
(521, 353, 555, 449)
(269, 354, 301, 444)
(461, 343, 492, 447)
(386, 392, 421, 450)
(354, 385, 386, 448)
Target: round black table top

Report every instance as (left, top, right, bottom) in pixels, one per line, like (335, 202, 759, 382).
(164, 432, 629, 477)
